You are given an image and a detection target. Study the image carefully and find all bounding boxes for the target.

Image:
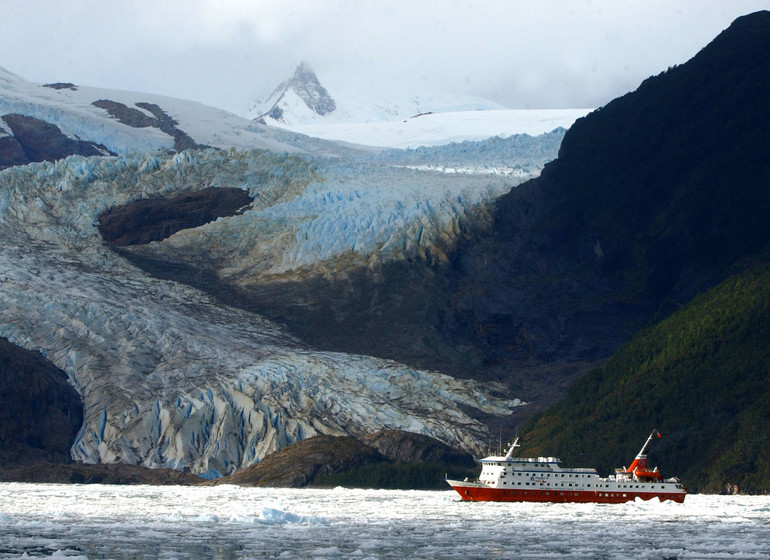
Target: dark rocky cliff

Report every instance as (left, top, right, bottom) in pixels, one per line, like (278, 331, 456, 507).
(0, 114, 111, 169)
(0, 338, 83, 465)
(100, 12, 770, 432)
(98, 187, 252, 246)
(450, 9, 770, 380)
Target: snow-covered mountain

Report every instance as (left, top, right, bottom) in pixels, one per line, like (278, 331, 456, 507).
(247, 62, 591, 148)
(0, 66, 571, 477)
(249, 62, 510, 126)
(0, 65, 338, 164)
(251, 61, 337, 125)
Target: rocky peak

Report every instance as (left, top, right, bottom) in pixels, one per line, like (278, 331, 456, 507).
(255, 61, 336, 123)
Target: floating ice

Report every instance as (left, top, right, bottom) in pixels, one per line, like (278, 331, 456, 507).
(258, 507, 328, 526)
(1, 484, 769, 560)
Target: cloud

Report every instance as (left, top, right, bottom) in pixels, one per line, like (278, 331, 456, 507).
(1, 0, 768, 115)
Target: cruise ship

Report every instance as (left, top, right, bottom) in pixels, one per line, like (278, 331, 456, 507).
(446, 430, 686, 503)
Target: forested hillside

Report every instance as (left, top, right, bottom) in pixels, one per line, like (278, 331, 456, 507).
(518, 259, 770, 493)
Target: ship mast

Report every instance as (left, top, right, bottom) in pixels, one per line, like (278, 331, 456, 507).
(504, 437, 520, 459)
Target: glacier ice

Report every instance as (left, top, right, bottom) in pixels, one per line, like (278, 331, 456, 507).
(127, 132, 564, 283)
(0, 144, 554, 475)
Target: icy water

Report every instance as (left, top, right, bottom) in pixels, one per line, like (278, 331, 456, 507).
(1, 484, 769, 559)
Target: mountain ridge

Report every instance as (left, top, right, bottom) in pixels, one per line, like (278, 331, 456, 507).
(1, 11, 769, 490)
(450, 9, 770, 371)
(247, 61, 511, 128)
(517, 258, 770, 493)
(476, 9, 770, 491)
(252, 61, 337, 124)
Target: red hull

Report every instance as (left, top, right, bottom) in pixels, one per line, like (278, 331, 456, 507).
(449, 484, 685, 504)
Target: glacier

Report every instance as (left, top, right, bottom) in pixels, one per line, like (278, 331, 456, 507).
(123, 132, 566, 283)
(0, 138, 568, 476)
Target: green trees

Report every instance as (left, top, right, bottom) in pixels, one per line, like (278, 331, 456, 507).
(519, 261, 770, 493)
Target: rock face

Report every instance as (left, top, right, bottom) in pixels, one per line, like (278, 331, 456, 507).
(254, 61, 337, 124)
(0, 462, 202, 485)
(91, 99, 209, 152)
(98, 186, 253, 246)
(213, 435, 385, 487)
(0, 338, 83, 465)
(0, 114, 111, 169)
(361, 429, 475, 468)
(448, 9, 770, 379)
(0, 133, 30, 168)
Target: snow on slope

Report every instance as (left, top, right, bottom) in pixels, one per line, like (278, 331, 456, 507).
(0, 149, 536, 476)
(245, 62, 591, 149)
(2, 64, 587, 157)
(0, 65, 316, 156)
(282, 108, 592, 149)
(247, 62, 508, 126)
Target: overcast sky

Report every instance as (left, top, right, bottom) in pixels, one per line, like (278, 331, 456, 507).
(2, 0, 767, 116)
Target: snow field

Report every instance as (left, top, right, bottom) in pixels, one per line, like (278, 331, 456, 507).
(278, 108, 592, 149)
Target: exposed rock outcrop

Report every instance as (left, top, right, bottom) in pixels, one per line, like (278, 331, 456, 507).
(0, 337, 83, 465)
(361, 429, 475, 468)
(0, 462, 202, 485)
(0, 114, 111, 169)
(92, 99, 210, 152)
(98, 186, 253, 246)
(0, 133, 31, 168)
(211, 435, 386, 487)
(43, 82, 77, 91)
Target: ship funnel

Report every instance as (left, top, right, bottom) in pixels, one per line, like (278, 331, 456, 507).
(626, 429, 662, 473)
